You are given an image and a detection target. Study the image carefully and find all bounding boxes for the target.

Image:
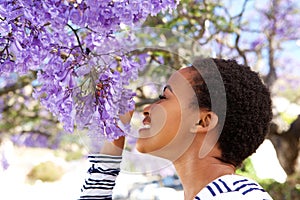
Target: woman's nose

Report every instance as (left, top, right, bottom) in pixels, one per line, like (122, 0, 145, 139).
(143, 104, 151, 116)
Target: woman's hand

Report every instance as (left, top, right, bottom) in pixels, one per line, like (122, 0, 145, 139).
(100, 110, 134, 156)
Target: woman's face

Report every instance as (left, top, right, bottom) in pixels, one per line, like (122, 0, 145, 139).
(136, 68, 199, 160)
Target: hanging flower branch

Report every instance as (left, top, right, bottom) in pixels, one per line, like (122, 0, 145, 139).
(0, 0, 178, 139)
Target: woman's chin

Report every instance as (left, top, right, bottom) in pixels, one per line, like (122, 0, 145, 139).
(135, 138, 149, 153)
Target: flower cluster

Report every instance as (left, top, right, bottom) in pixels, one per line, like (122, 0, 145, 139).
(0, 0, 178, 139)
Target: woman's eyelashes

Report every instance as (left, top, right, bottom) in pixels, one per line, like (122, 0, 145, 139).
(159, 94, 166, 99)
(159, 86, 172, 99)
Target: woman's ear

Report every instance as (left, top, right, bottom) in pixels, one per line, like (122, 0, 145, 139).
(190, 112, 218, 134)
(203, 112, 218, 131)
(198, 112, 220, 158)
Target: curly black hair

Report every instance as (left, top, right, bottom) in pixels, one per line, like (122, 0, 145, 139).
(190, 58, 273, 166)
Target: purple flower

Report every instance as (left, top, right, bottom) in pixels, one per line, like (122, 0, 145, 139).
(11, 133, 49, 148)
(249, 36, 265, 50)
(1, 151, 9, 170)
(69, 8, 82, 25)
(1, 0, 178, 140)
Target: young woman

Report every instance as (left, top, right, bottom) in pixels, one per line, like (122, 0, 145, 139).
(79, 58, 273, 200)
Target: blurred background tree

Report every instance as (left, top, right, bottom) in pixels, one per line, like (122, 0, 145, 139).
(136, 0, 300, 198)
(135, 0, 300, 178)
(0, 0, 299, 198)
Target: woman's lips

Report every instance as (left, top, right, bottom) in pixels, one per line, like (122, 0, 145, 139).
(142, 116, 151, 125)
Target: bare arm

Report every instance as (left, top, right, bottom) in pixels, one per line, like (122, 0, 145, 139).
(78, 111, 133, 200)
(100, 111, 133, 155)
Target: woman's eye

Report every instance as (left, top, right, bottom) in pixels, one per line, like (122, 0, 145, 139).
(159, 95, 166, 99)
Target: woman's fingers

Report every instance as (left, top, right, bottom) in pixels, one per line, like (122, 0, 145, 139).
(119, 110, 134, 125)
(100, 110, 134, 155)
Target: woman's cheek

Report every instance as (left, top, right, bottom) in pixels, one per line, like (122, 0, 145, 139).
(149, 104, 168, 137)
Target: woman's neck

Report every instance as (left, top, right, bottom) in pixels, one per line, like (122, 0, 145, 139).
(173, 146, 236, 200)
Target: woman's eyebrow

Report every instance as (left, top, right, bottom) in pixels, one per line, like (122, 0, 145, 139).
(163, 85, 173, 92)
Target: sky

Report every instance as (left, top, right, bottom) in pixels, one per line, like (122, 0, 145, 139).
(224, 0, 300, 76)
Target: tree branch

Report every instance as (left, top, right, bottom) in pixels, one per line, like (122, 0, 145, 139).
(67, 23, 84, 53)
(235, 34, 248, 66)
(267, 115, 300, 175)
(135, 98, 159, 107)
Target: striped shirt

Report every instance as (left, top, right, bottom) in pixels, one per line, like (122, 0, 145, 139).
(79, 154, 273, 200)
(79, 154, 122, 200)
(194, 174, 273, 200)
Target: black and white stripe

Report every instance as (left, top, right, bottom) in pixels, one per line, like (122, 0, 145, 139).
(232, 178, 266, 196)
(79, 156, 273, 200)
(194, 174, 273, 199)
(78, 154, 122, 200)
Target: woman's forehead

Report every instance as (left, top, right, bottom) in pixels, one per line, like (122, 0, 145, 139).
(166, 67, 199, 111)
(166, 68, 196, 97)
(167, 67, 194, 85)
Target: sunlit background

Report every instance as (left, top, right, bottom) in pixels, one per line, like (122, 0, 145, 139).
(1, 0, 300, 199)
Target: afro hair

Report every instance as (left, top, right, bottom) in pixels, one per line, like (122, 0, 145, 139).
(191, 58, 273, 166)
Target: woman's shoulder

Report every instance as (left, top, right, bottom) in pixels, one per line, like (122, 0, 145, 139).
(194, 174, 273, 200)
